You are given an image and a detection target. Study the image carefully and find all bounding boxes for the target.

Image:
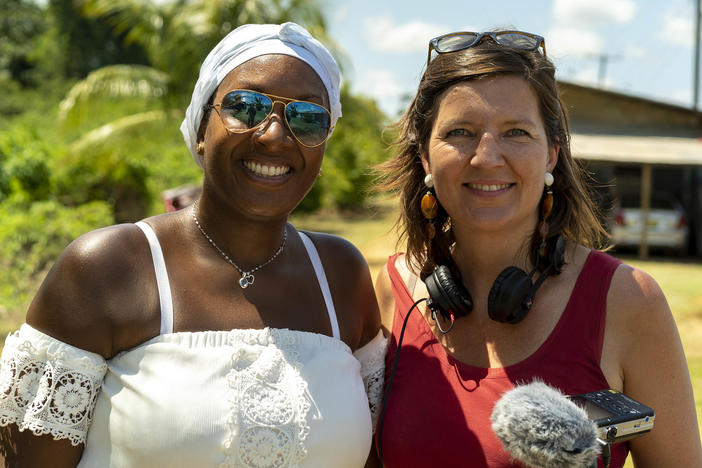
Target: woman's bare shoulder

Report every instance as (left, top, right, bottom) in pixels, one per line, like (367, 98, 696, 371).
(606, 260, 668, 324)
(26, 223, 160, 358)
(301, 230, 381, 349)
(605, 260, 702, 465)
(374, 261, 395, 337)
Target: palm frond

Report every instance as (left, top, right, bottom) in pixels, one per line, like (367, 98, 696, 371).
(68, 109, 182, 154)
(59, 65, 169, 128)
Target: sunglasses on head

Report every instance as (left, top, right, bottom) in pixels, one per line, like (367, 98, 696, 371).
(204, 89, 332, 148)
(427, 30, 546, 65)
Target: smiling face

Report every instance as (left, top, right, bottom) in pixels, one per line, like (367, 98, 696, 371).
(199, 54, 329, 220)
(422, 75, 558, 237)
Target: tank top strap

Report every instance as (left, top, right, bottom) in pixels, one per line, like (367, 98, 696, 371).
(386, 254, 412, 333)
(135, 222, 174, 335)
(298, 231, 340, 340)
(554, 249, 622, 365)
(385, 254, 436, 352)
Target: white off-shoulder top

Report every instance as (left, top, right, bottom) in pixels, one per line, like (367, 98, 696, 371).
(0, 224, 386, 468)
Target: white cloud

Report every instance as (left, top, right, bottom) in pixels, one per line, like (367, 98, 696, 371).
(553, 0, 636, 28)
(568, 66, 600, 87)
(459, 24, 481, 32)
(623, 45, 646, 60)
(354, 69, 406, 115)
(363, 17, 448, 54)
(548, 27, 605, 57)
(659, 13, 694, 47)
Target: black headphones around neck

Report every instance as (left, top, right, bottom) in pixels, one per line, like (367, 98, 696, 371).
(376, 237, 565, 465)
(424, 235, 565, 331)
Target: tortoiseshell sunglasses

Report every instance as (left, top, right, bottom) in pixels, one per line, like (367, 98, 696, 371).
(427, 30, 546, 65)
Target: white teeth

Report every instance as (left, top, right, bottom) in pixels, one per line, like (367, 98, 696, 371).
(468, 183, 511, 192)
(243, 160, 291, 177)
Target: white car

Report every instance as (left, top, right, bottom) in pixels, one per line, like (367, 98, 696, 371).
(610, 193, 689, 255)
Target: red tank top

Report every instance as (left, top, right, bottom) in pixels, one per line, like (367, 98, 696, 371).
(378, 250, 628, 468)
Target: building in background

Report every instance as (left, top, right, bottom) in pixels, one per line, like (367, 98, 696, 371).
(560, 81, 702, 258)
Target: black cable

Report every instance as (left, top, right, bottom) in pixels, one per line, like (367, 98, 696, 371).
(376, 297, 427, 467)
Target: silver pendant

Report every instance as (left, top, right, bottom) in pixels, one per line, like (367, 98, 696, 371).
(239, 274, 255, 288)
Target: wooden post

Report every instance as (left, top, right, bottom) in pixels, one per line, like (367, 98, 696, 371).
(695, 0, 701, 109)
(639, 164, 652, 259)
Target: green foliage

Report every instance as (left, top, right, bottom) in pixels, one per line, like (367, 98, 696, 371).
(0, 0, 393, 321)
(0, 126, 54, 203)
(0, 76, 23, 116)
(59, 108, 202, 219)
(298, 86, 389, 211)
(0, 199, 113, 317)
(78, 0, 338, 106)
(0, 0, 47, 85)
(59, 65, 169, 131)
(80, 0, 207, 101)
(45, 0, 150, 79)
(55, 152, 151, 223)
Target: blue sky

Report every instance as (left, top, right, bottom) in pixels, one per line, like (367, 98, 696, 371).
(325, 0, 698, 117)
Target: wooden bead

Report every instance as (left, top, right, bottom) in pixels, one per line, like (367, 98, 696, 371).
(425, 222, 436, 240)
(538, 220, 549, 237)
(541, 192, 553, 219)
(421, 191, 438, 220)
(539, 242, 548, 258)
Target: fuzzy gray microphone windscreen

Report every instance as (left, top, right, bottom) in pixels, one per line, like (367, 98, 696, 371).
(491, 381, 601, 468)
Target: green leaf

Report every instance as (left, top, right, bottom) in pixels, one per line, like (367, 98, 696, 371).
(58, 64, 169, 129)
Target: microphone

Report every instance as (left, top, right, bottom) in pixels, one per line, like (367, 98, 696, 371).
(491, 381, 603, 468)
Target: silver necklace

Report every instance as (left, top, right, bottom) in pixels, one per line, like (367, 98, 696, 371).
(191, 203, 287, 289)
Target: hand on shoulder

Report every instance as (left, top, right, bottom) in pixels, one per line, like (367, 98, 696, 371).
(26, 223, 160, 358)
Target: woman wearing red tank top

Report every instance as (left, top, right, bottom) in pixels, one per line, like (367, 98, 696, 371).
(373, 30, 702, 468)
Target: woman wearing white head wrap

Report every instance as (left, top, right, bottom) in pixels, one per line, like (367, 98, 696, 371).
(1, 22, 385, 467)
(181, 22, 342, 166)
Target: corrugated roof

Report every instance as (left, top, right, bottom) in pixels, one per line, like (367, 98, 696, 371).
(571, 134, 702, 166)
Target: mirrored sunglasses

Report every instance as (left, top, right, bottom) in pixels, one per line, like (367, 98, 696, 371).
(427, 30, 546, 65)
(205, 89, 332, 148)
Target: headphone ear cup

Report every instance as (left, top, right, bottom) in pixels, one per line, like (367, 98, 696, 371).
(425, 265, 473, 320)
(487, 266, 534, 324)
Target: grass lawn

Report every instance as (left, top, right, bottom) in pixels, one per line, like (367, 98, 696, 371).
(292, 202, 702, 466)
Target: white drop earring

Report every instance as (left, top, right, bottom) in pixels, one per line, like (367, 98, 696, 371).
(544, 171, 554, 187)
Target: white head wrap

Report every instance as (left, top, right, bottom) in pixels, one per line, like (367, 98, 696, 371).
(180, 22, 342, 166)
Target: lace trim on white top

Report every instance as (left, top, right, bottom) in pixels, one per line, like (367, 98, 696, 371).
(219, 328, 313, 468)
(352, 330, 388, 432)
(0, 324, 107, 446)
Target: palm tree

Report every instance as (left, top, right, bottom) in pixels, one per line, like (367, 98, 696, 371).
(59, 0, 333, 145)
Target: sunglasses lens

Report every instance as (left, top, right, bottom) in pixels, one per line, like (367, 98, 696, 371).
(286, 101, 331, 147)
(220, 90, 272, 130)
(435, 33, 480, 53)
(495, 32, 540, 51)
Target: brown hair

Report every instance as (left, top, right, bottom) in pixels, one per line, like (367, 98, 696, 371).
(376, 41, 608, 278)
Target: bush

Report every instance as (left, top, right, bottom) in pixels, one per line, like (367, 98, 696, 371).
(0, 124, 53, 203)
(54, 147, 152, 223)
(297, 86, 389, 212)
(0, 199, 113, 321)
(56, 109, 202, 219)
